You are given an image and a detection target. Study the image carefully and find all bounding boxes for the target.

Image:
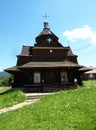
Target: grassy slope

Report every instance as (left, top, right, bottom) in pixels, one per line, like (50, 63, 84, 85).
(0, 87, 26, 109)
(0, 81, 96, 130)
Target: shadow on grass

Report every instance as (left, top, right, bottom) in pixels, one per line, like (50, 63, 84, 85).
(0, 89, 14, 95)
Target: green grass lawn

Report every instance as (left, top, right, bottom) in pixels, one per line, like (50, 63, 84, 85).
(0, 81, 96, 130)
(0, 87, 26, 109)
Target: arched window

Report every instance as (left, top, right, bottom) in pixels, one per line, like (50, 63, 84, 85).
(34, 72, 41, 83)
(61, 71, 68, 82)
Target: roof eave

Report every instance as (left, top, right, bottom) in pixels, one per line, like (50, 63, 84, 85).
(4, 66, 20, 73)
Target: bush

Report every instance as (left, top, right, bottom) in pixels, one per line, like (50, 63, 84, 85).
(0, 75, 13, 86)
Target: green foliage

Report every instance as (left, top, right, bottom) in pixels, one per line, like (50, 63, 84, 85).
(0, 87, 11, 94)
(0, 74, 13, 86)
(0, 78, 9, 86)
(0, 81, 96, 130)
(0, 87, 26, 109)
(83, 80, 96, 88)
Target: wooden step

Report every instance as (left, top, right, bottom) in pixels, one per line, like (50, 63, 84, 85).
(44, 86, 61, 93)
(26, 93, 51, 100)
(26, 95, 41, 100)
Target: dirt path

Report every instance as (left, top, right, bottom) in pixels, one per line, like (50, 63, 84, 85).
(0, 93, 51, 114)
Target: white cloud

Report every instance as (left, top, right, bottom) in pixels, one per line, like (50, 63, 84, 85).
(63, 25, 96, 44)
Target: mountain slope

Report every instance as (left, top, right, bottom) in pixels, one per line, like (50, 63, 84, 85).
(0, 71, 10, 79)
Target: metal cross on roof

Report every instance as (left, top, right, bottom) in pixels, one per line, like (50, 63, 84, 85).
(43, 13, 49, 20)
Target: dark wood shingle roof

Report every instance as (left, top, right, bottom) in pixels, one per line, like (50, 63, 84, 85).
(19, 61, 81, 69)
(5, 66, 20, 73)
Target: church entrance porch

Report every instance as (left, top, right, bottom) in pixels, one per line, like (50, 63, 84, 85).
(32, 68, 66, 86)
(20, 68, 74, 92)
(11, 67, 81, 92)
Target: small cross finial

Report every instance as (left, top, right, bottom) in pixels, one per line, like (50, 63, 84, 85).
(43, 13, 49, 20)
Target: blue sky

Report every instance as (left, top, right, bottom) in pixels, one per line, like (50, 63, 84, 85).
(0, 0, 96, 71)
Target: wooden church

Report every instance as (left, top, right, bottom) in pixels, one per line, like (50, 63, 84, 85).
(5, 20, 82, 92)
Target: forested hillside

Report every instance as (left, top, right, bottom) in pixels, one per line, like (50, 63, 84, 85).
(0, 71, 9, 79)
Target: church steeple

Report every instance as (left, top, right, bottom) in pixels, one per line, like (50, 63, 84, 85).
(35, 19, 63, 47)
(43, 20, 49, 29)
